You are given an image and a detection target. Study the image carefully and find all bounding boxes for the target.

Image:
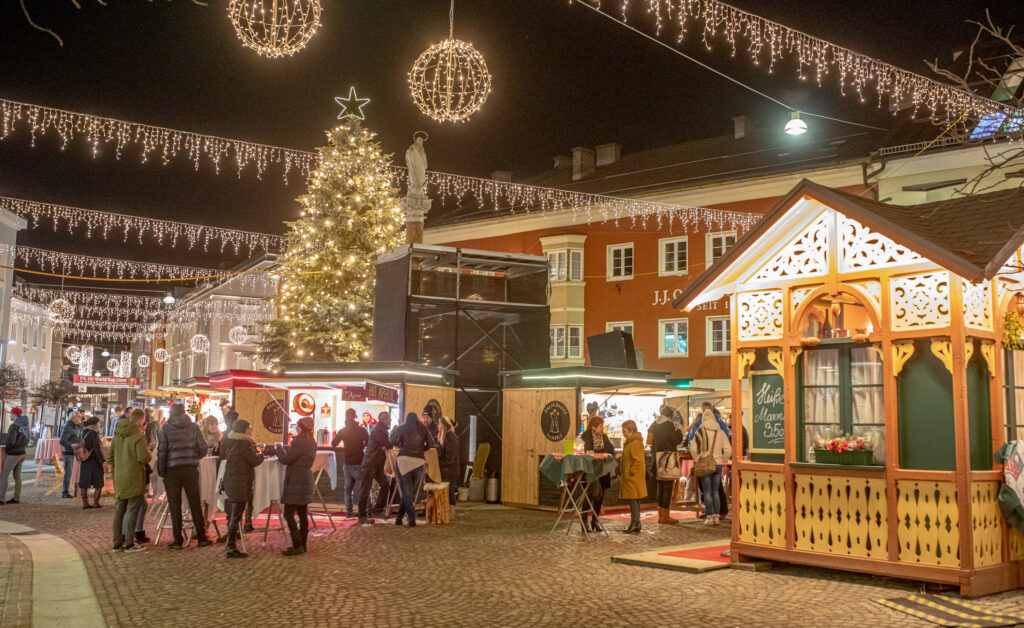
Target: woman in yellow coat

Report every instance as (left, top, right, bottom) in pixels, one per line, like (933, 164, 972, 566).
(619, 420, 647, 534)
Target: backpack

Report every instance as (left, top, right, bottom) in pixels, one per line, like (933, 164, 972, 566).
(73, 441, 91, 462)
(692, 428, 720, 478)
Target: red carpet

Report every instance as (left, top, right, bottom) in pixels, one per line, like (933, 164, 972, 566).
(659, 545, 731, 563)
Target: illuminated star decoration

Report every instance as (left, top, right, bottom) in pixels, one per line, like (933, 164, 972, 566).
(334, 87, 371, 121)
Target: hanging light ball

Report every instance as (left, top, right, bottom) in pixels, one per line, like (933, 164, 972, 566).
(227, 0, 322, 58)
(229, 326, 249, 345)
(138, 354, 151, 368)
(154, 348, 169, 363)
(65, 345, 81, 362)
(48, 298, 75, 324)
(106, 358, 120, 372)
(409, 38, 491, 122)
(190, 334, 210, 354)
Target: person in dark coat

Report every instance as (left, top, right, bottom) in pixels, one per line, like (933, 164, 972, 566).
(437, 416, 460, 507)
(0, 408, 29, 505)
(357, 412, 392, 524)
(157, 403, 211, 549)
(222, 419, 263, 558)
(389, 412, 430, 527)
(59, 411, 84, 498)
(78, 416, 106, 509)
(275, 417, 316, 555)
(581, 415, 615, 531)
(218, 414, 255, 535)
(332, 408, 368, 518)
(647, 405, 684, 525)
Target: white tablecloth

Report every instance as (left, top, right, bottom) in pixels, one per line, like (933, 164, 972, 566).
(34, 438, 62, 462)
(312, 451, 337, 490)
(251, 458, 285, 516)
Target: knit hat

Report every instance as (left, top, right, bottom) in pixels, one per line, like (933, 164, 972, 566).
(83, 416, 100, 427)
(296, 417, 314, 433)
(232, 419, 251, 434)
(10, 407, 21, 416)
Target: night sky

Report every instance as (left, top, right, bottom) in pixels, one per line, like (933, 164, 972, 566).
(0, 0, 1021, 276)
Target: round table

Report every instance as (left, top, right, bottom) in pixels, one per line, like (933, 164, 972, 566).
(34, 438, 62, 462)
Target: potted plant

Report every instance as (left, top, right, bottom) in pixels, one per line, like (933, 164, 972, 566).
(813, 434, 874, 465)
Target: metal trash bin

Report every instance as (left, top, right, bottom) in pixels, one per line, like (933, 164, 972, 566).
(485, 477, 500, 503)
(469, 477, 485, 501)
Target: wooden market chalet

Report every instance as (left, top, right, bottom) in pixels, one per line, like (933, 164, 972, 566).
(676, 180, 1024, 596)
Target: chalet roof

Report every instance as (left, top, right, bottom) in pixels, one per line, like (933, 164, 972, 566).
(674, 180, 1024, 309)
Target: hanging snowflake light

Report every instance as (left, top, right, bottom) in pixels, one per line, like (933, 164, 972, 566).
(229, 325, 249, 345)
(190, 334, 210, 354)
(138, 354, 150, 368)
(154, 348, 169, 363)
(408, 0, 491, 122)
(106, 358, 120, 372)
(48, 298, 74, 324)
(65, 345, 81, 362)
(227, 0, 322, 58)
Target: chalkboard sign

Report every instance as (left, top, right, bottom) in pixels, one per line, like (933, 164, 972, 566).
(751, 370, 784, 453)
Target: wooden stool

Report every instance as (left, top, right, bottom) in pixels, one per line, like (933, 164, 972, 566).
(424, 483, 450, 525)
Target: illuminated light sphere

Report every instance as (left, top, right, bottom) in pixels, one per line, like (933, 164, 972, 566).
(106, 358, 120, 372)
(154, 348, 169, 363)
(229, 326, 249, 345)
(190, 334, 210, 354)
(408, 38, 491, 122)
(138, 355, 150, 368)
(227, 0, 322, 58)
(48, 298, 75, 324)
(65, 345, 81, 362)
(784, 111, 808, 135)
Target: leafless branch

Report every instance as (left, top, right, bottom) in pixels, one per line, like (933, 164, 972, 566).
(19, 0, 208, 47)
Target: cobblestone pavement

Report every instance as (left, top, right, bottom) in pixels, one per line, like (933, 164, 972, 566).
(1, 478, 1023, 627)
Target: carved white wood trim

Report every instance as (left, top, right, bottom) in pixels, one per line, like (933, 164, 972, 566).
(838, 213, 923, 273)
(790, 285, 818, 315)
(849, 280, 882, 316)
(750, 211, 830, 282)
(961, 279, 993, 330)
(738, 290, 784, 341)
(890, 272, 951, 330)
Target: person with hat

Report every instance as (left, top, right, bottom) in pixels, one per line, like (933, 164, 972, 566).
(110, 408, 151, 551)
(331, 408, 368, 519)
(157, 403, 211, 549)
(275, 417, 316, 555)
(0, 407, 29, 505)
(78, 416, 106, 508)
(357, 411, 392, 525)
(221, 419, 263, 558)
(218, 408, 254, 536)
(59, 411, 85, 498)
(438, 416, 460, 507)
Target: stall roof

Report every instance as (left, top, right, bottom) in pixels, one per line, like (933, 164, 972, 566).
(206, 369, 273, 389)
(278, 361, 457, 387)
(501, 366, 671, 389)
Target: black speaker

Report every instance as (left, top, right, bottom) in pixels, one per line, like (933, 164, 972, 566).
(587, 330, 637, 369)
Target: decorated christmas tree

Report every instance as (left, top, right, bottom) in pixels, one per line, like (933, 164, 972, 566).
(257, 119, 405, 366)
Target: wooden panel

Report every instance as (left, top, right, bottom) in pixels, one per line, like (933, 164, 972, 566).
(897, 480, 959, 567)
(793, 474, 887, 559)
(737, 470, 785, 547)
(971, 481, 1003, 568)
(501, 388, 576, 507)
(234, 387, 287, 445)
(403, 384, 455, 423)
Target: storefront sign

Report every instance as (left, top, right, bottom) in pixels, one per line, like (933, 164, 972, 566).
(72, 375, 140, 389)
(342, 387, 367, 402)
(540, 400, 571, 442)
(366, 382, 398, 405)
(423, 398, 442, 421)
(751, 371, 784, 453)
(261, 400, 287, 435)
(651, 290, 730, 310)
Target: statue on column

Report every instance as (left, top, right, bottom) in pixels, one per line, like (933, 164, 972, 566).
(401, 131, 432, 245)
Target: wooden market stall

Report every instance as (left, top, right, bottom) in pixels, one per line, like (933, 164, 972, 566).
(500, 366, 701, 509)
(675, 180, 1024, 596)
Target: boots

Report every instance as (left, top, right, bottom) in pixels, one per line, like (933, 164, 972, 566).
(590, 514, 603, 532)
(658, 507, 678, 525)
(92, 490, 101, 508)
(81, 491, 92, 509)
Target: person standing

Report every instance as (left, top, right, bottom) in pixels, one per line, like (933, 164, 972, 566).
(157, 404, 211, 549)
(222, 420, 263, 558)
(357, 411, 391, 525)
(332, 409, 368, 518)
(0, 408, 29, 505)
(199, 415, 221, 455)
(619, 420, 647, 534)
(110, 409, 151, 552)
(275, 417, 315, 556)
(389, 412, 429, 527)
(78, 417, 105, 508)
(647, 405, 683, 525)
(689, 408, 732, 527)
(438, 416, 460, 507)
(580, 415, 614, 531)
(59, 411, 84, 499)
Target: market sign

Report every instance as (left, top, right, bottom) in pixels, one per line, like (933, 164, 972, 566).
(366, 382, 398, 405)
(751, 370, 784, 453)
(342, 387, 367, 402)
(261, 400, 287, 435)
(73, 375, 141, 389)
(540, 400, 570, 442)
(423, 398, 442, 421)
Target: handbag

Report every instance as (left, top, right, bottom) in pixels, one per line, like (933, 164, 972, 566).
(73, 442, 91, 462)
(656, 448, 682, 481)
(692, 429, 720, 478)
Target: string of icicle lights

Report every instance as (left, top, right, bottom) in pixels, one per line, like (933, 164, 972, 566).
(0, 97, 758, 231)
(12, 298, 271, 324)
(0, 196, 286, 254)
(598, 0, 1003, 121)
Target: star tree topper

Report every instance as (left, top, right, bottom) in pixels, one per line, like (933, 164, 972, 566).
(335, 86, 371, 120)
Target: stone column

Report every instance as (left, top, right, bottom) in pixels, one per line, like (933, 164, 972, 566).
(401, 193, 432, 245)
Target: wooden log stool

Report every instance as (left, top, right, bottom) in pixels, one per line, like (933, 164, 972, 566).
(424, 483, 450, 525)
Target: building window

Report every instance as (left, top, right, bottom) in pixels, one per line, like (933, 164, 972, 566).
(549, 326, 565, 359)
(658, 319, 688, 357)
(548, 249, 584, 283)
(606, 321, 634, 337)
(606, 243, 634, 280)
(569, 250, 583, 281)
(1005, 349, 1024, 442)
(706, 231, 737, 266)
(40, 328, 46, 350)
(31, 325, 37, 348)
(547, 251, 566, 281)
(21, 323, 27, 345)
(707, 316, 731, 356)
(659, 237, 688, 276)
(568, 325, 583, 358)
(798, 344, 885, 464)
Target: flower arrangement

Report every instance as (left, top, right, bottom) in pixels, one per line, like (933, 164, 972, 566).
(813, 433, 874, 465)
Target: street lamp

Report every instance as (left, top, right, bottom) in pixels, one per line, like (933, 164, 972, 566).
(784, 111, 808, 135)
(163, 293, 176, 305)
